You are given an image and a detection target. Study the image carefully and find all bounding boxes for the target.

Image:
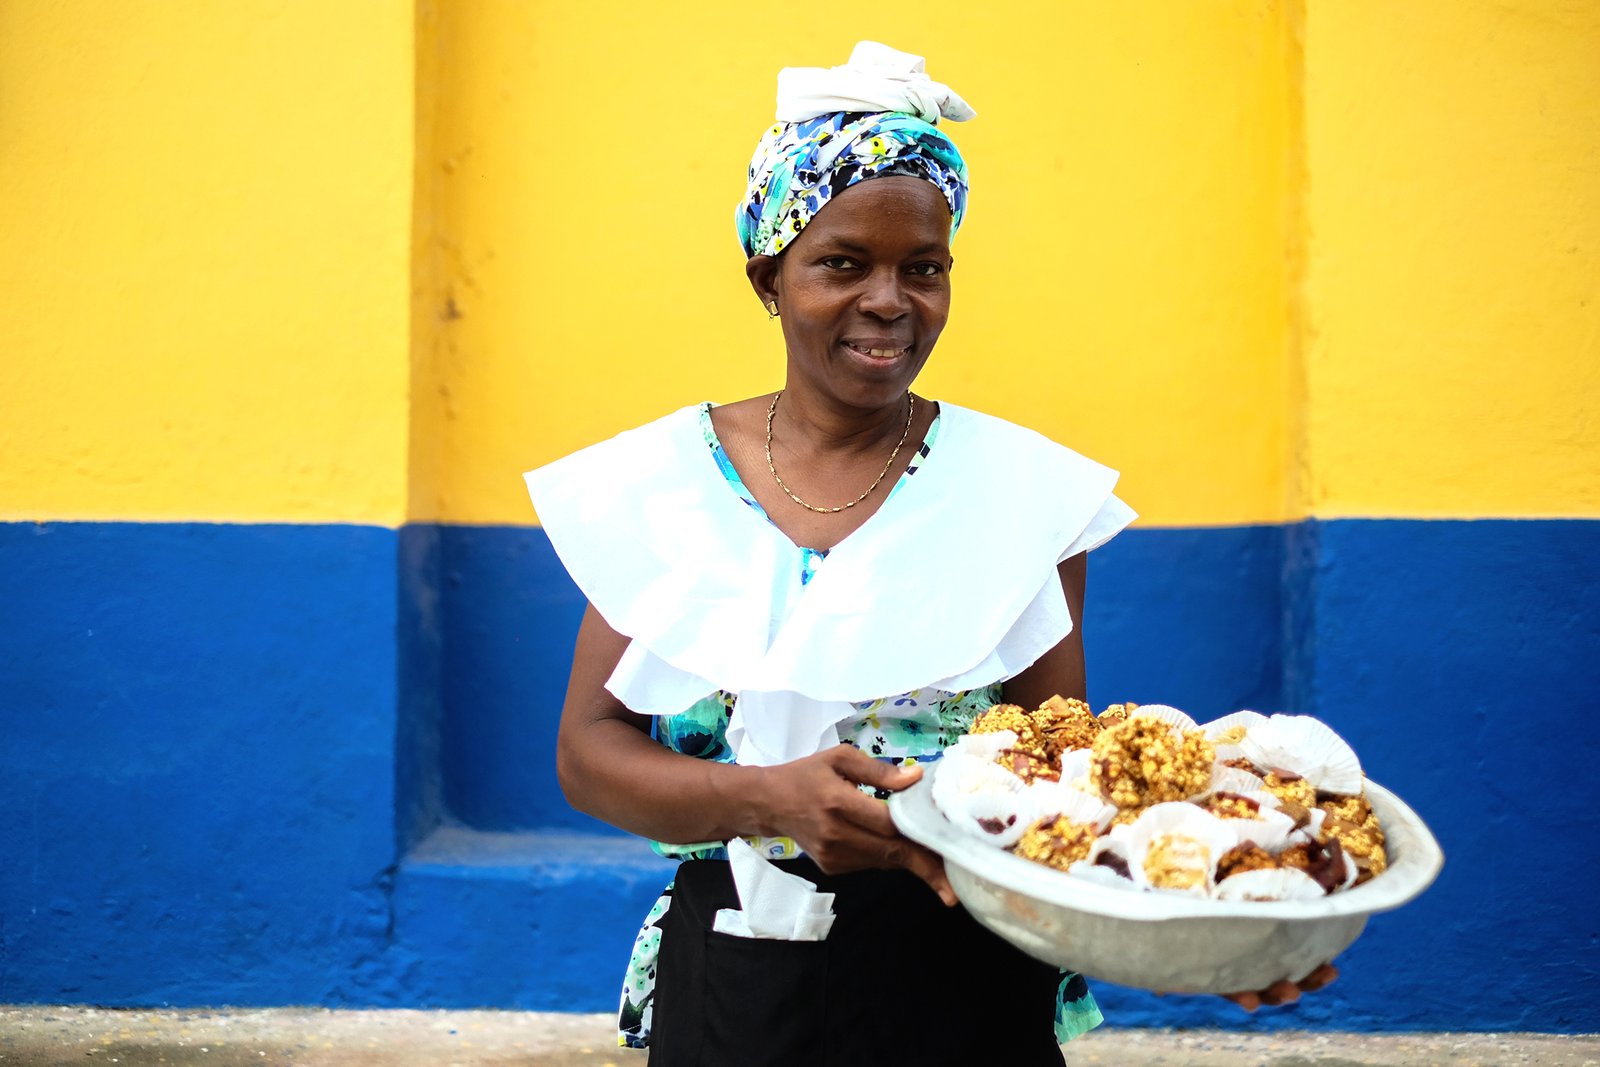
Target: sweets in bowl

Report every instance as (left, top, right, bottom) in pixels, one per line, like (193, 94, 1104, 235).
(890, 699, 1443, 993)
(947, 701, 1388, 899)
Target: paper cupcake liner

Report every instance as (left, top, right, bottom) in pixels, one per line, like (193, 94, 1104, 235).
(1057, 748, 1097, 795)
(1240, 714, 1363, 796)
(1119, 803, 1240, 894)
(949, 729, 1019, 761)
(1205, 764, 1267, 797)
(930, 751, 1026, 817)
(1129, 703, 1199, 732)
(1028, 779, 1117, 832)
(1214, 867, 1326, 902)
(1225, 805, 1298, 854)
(1203, 710, 1268, 746)
(953, 790, 1033, 848)
(1066, 858, 1136, 889)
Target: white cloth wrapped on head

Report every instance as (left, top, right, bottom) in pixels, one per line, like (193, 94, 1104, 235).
(738, 41, 974, 260)
(776, 40, 976, 125)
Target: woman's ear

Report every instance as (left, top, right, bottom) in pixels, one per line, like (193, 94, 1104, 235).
(746, 255, 780, 310)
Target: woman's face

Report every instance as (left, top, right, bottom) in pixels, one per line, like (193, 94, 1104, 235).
(751, 176, 954, 412)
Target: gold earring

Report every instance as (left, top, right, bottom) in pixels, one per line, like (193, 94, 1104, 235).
(765, 299, 779, 319)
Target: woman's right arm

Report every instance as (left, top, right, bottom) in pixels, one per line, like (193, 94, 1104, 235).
(557, 603, 956, 904)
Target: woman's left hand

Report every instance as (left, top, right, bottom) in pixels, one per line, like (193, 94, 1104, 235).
(1221, 963, 1339, 1011)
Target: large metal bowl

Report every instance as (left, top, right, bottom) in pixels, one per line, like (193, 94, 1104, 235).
(889, 765, 1444, 993)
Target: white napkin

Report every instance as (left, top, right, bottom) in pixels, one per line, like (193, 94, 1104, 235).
(725, 690, 855, 767)
(776, 41, 976, 125)
(712, 837, 837, 940)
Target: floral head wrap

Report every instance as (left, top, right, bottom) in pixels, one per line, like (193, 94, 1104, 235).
(736, 42, 974, 260)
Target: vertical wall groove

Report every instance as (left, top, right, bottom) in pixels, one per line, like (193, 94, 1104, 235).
(397, 0, 447, 852)
(408, 0, 446, 527)
(1281, 0, 1312, 523)
(1279, 0, 1316, 715)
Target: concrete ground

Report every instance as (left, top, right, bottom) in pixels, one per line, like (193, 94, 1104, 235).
(0, 1008, 1596, 1067)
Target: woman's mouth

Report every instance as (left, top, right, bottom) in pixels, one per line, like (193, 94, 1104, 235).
(843, 341, 911, 361)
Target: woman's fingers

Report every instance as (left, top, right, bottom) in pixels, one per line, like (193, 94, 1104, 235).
(766, 747, 956, 901)
(1257, 964, 1338, 1003)
(1257, 979, 1302, 1006)
(806, 803, 925, 870)
(1222, 963, 1337, 1011)
(820, 748, 922, 837)
(793, 752, 955, 902)
(830, 745, 923, 793)
(839, 827, 956, 905)
(1297, 963, 1339, 992)
(884, 838, 958, 906)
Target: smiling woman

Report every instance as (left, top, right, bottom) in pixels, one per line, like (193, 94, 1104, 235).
(523, 42, 1135, 1067)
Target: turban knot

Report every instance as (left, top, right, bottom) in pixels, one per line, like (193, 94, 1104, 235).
(736, 42, 973, 260)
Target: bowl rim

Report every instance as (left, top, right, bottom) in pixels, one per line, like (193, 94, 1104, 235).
(889, 763, 1444, 923)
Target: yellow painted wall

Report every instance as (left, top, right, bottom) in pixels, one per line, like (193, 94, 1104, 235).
(5, 2, 1595, 527)
(1300, 1, 1600, 519)
(413, 0, 1296, 527)
(0, 0, 414, 525)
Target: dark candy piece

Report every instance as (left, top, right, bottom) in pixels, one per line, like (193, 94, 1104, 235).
(1280, 837, 1348, 894)
(1093, 851, 1132, 880)
(1000, 748, 1060, 783)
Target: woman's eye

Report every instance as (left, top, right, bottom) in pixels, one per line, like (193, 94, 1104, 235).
(821, 256, 857, 269)
(908, 262, 944, 277)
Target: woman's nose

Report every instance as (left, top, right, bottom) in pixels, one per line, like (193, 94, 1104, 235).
(858, 268, 910, 318)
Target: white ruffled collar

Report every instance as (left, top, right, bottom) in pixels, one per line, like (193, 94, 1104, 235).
(525, 402, 1133, 764)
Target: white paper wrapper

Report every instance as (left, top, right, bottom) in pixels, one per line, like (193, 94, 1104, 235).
(1058, 748, 1096, 794)
(1286, 807, 1329, 848)
(1086, 823, 1134, 870)
(955, 791, 1033, 848)
(930, 749, 1027, 820)
(1028, 780, 1117, 832)
(949, 729, 1019, 761)
(1066, 858, 1136, 889)
(1241, 715, 1363, 796)
(1130, 703, 1199, 732)
(1205, 764, 1268, 796)
(1203, 710, 1268, 744)
(1222, 802, 1298, 854)
(1119, 803, 1240, 895)
(1214, 867, 1326, 902)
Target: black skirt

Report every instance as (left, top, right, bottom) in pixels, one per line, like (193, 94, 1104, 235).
(647, 857, 1065, 1067)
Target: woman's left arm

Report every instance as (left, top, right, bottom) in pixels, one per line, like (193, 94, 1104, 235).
(999, 551, 1340, 1009)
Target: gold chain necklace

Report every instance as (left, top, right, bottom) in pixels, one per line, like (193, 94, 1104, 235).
(765, 390, 915, 514)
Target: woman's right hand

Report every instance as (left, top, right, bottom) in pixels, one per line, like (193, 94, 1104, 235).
(559, 604, 954, 905)
(753, 745, 958, 907)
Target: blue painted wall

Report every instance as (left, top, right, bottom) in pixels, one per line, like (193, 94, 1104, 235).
(3, 519, 1597, 1030)
(0, 523, 398, 1004)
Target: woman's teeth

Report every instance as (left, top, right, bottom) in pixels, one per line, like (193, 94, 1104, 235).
(848, 343, 909, 358)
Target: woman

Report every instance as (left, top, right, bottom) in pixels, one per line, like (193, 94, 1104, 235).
(527, 42, 1329, 1067)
